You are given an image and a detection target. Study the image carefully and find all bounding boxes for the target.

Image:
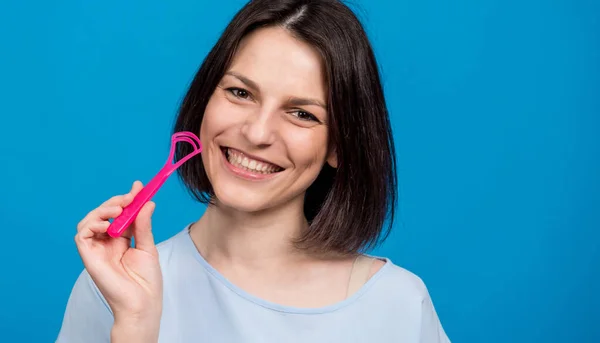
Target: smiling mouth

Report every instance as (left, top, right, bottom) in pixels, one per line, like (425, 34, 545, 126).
(222, 147, 284, 175)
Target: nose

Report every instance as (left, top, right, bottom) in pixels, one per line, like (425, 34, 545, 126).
(240, 106, 277, 147)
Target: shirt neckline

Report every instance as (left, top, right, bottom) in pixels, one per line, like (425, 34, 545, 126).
(178, 224, 392, 315)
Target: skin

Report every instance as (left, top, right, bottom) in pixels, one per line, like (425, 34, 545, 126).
(75, 26, 383, 342)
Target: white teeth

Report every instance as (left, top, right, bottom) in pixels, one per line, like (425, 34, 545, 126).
(226, 148, 280, 174)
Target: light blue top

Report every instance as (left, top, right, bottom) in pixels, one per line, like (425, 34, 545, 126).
(57, 226, 451, 342)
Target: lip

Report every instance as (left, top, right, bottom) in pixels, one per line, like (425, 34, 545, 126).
(220, 147, 283, 181)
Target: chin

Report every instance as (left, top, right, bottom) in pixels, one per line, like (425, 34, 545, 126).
(211, 176, 311, 215)
(212, 184, 275, 213)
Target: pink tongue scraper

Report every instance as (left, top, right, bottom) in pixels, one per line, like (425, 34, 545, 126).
(107, 131, 203, 238)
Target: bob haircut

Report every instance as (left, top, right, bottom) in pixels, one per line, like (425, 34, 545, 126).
(173, 0, 397, 255)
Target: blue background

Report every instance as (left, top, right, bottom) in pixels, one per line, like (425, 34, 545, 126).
(0, 0, 598, 342)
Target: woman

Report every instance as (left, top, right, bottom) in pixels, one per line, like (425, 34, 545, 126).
(58, 0, 450, 342)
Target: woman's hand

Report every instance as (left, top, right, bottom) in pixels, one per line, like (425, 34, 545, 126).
(75, 181, 162, 342)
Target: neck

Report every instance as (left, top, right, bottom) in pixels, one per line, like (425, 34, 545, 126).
(190, 196, 310, 269)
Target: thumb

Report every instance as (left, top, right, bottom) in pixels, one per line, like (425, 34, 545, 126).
(132, 201, 157, 255)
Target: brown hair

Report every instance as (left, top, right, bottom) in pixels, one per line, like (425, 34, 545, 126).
(173, 0, 397, 255)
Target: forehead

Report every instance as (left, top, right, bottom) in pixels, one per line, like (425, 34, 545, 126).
(227, 27, 327, 100)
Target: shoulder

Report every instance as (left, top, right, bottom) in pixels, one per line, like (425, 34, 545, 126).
(374, 258, 428, 292)
(367, 257, 434, 305)
(364, 258, 451, 341)
(370, 257, 451, 340)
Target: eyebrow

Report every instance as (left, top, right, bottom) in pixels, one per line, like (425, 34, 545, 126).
(225, 71, 260, 92)
(287, 97, 327, 109)
(224, 71, 327, 109)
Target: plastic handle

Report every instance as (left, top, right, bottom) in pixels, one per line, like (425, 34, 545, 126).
(106, 170, 170, 238)
(106, 131, 202, 238)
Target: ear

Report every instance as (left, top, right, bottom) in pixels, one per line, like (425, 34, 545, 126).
(326, 148, 338, 168)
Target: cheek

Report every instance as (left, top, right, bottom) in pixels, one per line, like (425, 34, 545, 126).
(201, 92, 240, 137)
(287, 128, 329, 169)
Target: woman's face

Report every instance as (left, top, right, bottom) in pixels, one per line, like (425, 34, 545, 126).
(199, 26, 336, 213)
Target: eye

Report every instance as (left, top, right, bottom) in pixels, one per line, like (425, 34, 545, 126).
(290, 110, 320, 123)
(225, 87, 252, 100)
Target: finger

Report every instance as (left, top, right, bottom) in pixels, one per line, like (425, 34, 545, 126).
(76, 181, 145, 236)
(100, 194, 127, 208)
(120, 224, 134, 240)
(74, 220, 113, 270)
(79, 191, 125, 227)
(76, 219, 111, 241)
(77, 205, 123, 233)
(79, 181, 142, 232)
(131, 201, 157, 255)
(97, 206, 123, 221)
(79, 194, 126, 231)
(131, 180, 144, 195)
(120, 181, 144, 208)
(97, 180, 142, 209)
(117, 181, 145, 240)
